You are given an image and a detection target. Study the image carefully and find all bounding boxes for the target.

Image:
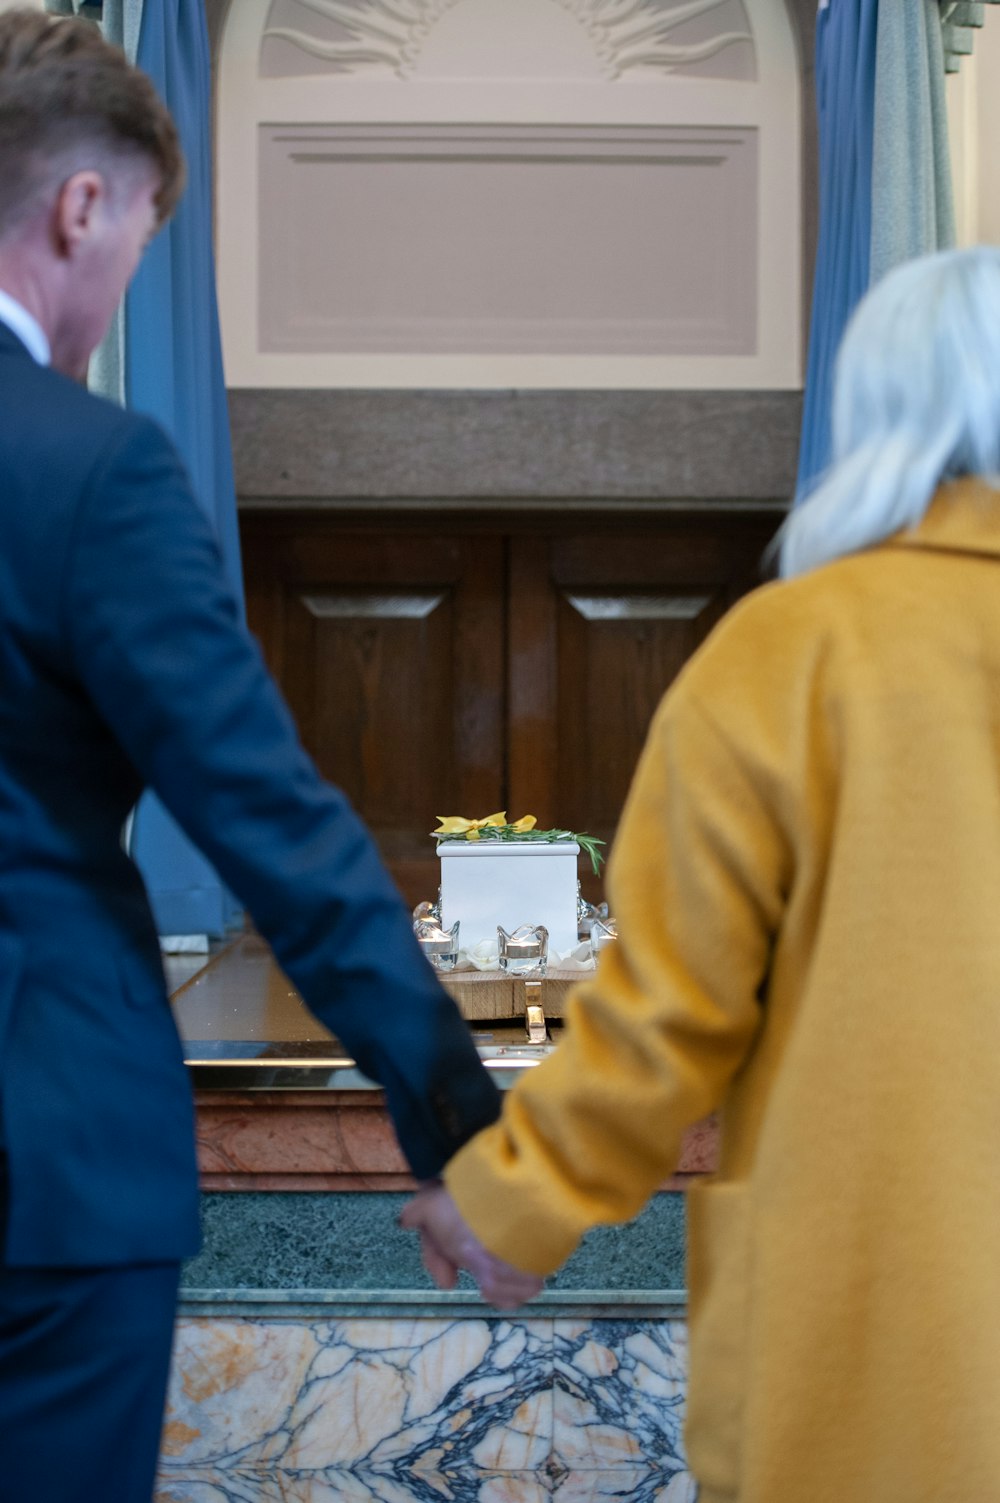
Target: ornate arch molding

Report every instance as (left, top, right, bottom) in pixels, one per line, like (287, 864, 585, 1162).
(213, 0, 807, 390)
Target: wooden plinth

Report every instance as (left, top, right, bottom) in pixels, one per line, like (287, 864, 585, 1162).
(441, 968, 580, 1022)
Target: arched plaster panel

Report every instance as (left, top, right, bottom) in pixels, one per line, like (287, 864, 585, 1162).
(218, 0, 800, 388)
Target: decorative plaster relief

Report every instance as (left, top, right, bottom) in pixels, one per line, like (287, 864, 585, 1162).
(263, 0, 461, 78)
(554, 0, 752, 79)
(261, 0, 755, 82)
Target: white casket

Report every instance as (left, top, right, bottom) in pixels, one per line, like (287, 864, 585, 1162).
(438, 840, 580, 956)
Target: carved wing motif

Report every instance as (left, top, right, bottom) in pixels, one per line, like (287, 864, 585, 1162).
(554, 0, 752, 78)
(263, 0, 461, 77)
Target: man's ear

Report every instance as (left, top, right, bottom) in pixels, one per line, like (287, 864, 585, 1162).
(53, 170, 106, 257)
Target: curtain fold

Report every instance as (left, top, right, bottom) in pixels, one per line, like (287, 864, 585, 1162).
(795, 0, 878, 499)
(125, 0, 243, 939)
(86, 0, 140, 404)
(870, 0, 954, 283)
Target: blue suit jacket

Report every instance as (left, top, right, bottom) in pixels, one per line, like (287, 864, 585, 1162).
(0, 324, 500, 1267)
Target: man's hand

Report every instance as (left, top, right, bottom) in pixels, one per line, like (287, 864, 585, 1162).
(400, 1183, 544, 1311)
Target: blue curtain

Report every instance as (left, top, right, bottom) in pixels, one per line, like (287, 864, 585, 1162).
(125, 0, 243, 938)
(795, 0, 879, 499)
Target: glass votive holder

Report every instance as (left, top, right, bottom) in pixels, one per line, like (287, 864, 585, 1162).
(577, 893, 609, 940)
(589, 916, 617, 962)
(415, 919, 460, 973)
(412, 895, 441, 925)
(498, 923, 548, 977)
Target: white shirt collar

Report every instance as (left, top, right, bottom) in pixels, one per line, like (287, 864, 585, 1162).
(0, 287, 50, 366)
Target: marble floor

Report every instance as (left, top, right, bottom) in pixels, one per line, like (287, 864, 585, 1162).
(156, 1315, 694, 1503)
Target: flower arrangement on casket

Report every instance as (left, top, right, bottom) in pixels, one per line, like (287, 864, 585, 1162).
(431, 813, 604, 957)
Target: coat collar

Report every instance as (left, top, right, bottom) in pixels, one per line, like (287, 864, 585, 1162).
(0, 317, 35, 363)
(885, 478, 1000, 562)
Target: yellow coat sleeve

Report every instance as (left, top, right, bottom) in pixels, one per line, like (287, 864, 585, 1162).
(444, 685, 793, 1276)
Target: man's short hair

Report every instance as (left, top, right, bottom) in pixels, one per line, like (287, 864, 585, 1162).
(0, 8, 184, 239)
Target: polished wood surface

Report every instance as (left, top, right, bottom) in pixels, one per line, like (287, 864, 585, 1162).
(168, 931, 335, 1043)
(168, 930, 584, 1039)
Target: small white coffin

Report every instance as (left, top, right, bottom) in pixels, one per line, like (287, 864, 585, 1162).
(438, 840, 580, 955)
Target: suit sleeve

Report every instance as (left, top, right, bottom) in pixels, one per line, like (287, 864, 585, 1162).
(62, 415, 500, 1179)
(444, 681, 792, 1274)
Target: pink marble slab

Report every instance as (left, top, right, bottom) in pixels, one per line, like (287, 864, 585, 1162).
(194, 1094, 718, 1192)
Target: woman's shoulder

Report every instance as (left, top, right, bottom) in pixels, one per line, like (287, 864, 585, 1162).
(673, 548, 897, 711)
(704, 553, 874, 647)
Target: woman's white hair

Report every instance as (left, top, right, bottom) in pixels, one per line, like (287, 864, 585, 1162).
(779, 245, 1000, 578)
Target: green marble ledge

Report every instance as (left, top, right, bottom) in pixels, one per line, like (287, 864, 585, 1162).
(180, 1190, 687, 1319)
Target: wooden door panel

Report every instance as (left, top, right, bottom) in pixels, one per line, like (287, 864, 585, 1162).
(284, 587, 454, 824)
(555, 587, 729, 834)
(508, 514, 779, 902)
(241, 519, 505, 905)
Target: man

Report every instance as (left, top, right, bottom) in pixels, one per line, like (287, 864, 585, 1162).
(0, 12, 531, 1501)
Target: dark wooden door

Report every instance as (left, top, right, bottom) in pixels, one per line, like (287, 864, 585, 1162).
(241, 509, 779, 906)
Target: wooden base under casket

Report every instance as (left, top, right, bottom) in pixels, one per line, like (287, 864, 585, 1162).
(441, 968, 581, 1022)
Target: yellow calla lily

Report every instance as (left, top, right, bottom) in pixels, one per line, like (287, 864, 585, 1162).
(433, 815, 477, 835)
(432, 812, 508, 837)
(510, 815, 537, 832)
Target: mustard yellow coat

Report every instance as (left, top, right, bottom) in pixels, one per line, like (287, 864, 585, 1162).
(446, 481, 1000, 1503)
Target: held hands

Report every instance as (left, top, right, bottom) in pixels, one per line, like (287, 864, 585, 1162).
(400, 1183, 544, 1311)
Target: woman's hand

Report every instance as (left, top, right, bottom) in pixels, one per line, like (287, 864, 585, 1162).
(401, 1183, 544, 1311)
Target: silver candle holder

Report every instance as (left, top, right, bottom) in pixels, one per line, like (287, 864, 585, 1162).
(577, 883, 609, 941)
(589, 915, 617, 962)
(498, 923, 548, 977)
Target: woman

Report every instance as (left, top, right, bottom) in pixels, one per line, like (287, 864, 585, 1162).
(403, 245, 1000, 1502)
